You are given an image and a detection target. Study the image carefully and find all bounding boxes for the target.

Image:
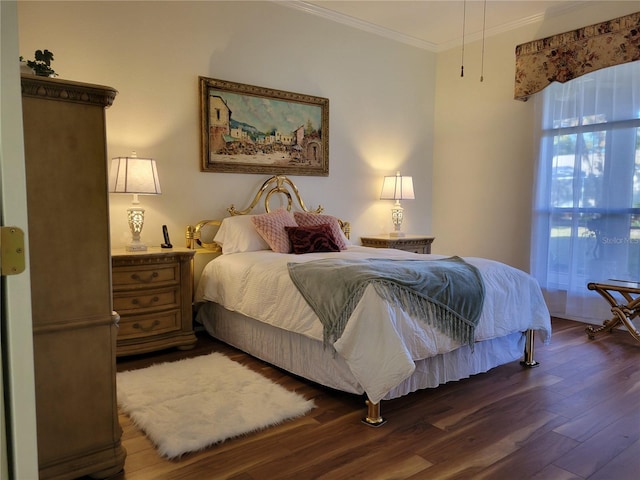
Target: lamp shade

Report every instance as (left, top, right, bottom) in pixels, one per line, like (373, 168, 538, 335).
(108, 156, 161, 195)
(380, 172, 414, 200)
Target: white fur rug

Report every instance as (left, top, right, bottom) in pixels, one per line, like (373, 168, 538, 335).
(117, 352, 315, 459)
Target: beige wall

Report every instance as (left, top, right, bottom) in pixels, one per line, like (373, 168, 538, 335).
(18, 1, 640, 272)
(17, 0, 435, 251)
(433, 1, 640, 271)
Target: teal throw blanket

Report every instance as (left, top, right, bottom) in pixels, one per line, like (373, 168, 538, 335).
(287, 256, 485, 348)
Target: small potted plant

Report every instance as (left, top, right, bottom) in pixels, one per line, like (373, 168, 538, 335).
(20, 49, 56, 77)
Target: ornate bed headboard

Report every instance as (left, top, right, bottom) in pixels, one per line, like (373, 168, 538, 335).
(228, 175, 323, 216)
(186, 175, 350, 251)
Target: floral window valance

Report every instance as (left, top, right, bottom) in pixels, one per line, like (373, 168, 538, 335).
(514, 11, 640, 101)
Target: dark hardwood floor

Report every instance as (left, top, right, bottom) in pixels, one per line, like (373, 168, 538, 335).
(110, 318, 639, 479)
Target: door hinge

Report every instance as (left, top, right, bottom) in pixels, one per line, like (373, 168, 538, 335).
(0, 226, 26, 275)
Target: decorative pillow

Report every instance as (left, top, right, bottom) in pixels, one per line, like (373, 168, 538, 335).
(251, 207, 298, 253)
(293, 211, 349, 250)
(285, 224, 341, 254)
(213, 215, 270, 254)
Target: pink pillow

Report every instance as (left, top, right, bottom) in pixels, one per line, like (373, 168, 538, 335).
(293, 212, 348, 250)
(251, 208, 297, 253)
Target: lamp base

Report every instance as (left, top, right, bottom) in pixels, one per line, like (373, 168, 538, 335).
(126, 241, 148, 252)
(126, 204, 147, 251)
(389, 203, 406, 238)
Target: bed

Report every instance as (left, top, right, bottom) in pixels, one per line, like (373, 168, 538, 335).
(187, 175, 552, 425)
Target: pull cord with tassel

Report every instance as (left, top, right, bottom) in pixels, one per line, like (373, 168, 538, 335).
(460, 0, 466, 77)
(480, 0, 486, 82)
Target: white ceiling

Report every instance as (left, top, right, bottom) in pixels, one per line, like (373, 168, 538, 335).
(281, 1, 590, 51)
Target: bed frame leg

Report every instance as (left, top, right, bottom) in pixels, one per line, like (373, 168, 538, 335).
(362, 400, 386, 427)
(520, 329, 540, 368)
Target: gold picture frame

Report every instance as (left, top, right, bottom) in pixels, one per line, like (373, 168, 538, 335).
(199, 76, 329, 176)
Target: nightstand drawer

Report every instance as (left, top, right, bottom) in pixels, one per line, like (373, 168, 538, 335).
(118, 310, 180, 339)
(112, 263, 179, 289)
(113, 286, 179, 314)
(395, 243, 430, 254)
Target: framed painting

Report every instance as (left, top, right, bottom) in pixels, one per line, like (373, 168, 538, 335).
(199, 76, 329, 176)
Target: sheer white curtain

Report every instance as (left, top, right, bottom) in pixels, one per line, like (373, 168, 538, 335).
(532, 61, 640, 323)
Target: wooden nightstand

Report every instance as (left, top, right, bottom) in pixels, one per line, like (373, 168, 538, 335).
(360, 234, 435, 254)
(112, 247, 197, 356)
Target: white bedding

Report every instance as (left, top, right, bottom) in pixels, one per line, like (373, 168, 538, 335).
(195, 246, 551, 403)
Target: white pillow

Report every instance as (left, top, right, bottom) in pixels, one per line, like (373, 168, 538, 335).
(214, 215, 270, 254)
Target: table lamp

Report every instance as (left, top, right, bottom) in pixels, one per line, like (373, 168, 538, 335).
(108, 153, 161, 251)
(380, 171, 414, 237)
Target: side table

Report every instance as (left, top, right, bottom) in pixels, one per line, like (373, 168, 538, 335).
(360, 234, 435, 254)
(586, 280, 640, 343)
(112, 247, 197, 355)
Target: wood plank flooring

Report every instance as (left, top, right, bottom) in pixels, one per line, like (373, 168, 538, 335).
(106, 318, 639, 479)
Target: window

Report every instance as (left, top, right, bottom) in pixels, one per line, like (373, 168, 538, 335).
(532, 61, 640, 322)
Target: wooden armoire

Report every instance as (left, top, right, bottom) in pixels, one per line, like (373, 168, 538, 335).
(21, 75, 126, 479)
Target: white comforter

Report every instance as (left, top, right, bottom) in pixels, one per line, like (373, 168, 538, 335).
(195, 246, 551, 403)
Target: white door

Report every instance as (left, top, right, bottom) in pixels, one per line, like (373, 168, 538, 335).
(1, 1, 39, 478)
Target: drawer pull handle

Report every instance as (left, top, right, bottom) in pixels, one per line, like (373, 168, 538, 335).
(132, 296, 160, 307)
(131, 271, 159, 283)
(132, 320, 160, 332)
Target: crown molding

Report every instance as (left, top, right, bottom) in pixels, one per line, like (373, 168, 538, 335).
(437, 1, 588, 52)
(20, 74, 117, 107)
(275, 1, 590, 53)
(275, 1, 439, 52)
